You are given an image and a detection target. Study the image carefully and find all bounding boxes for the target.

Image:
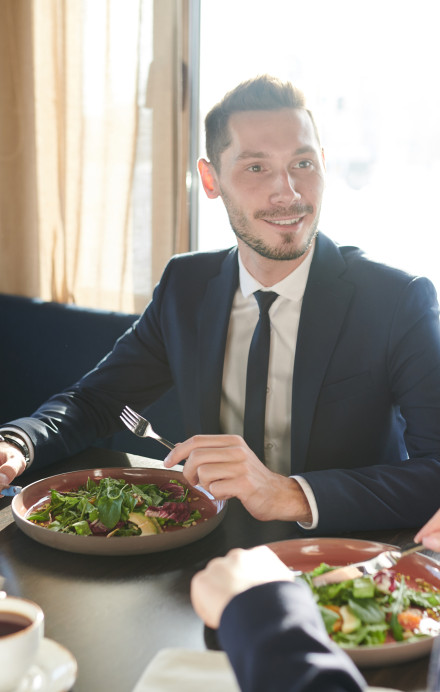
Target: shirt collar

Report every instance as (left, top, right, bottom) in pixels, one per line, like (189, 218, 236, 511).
(238, 242, 315, 302)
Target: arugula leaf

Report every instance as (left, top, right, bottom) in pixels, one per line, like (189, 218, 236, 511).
(178, 510, 202, 528)
(131, 483, 163, 507)
(348, 597, 386, 624)
(389, 612, 404, 641)
(47, 520, 62, 532)
(98, 495, 123, 529)
(28, 507, 51, 522)
(389, 577, 406, 641)
(406, 588, 440, 609)
(86, 478, 98, 492)
(72, 520, 92, 536)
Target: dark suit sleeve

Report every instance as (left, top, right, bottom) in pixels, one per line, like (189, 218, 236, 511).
(3, 260, 176, 467)
(301, 276, 440, 533)
(1, 248, 233, 469)
(218, 580, 366, 692)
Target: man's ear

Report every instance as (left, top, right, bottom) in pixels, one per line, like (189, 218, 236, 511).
(198, 158, 220, 199)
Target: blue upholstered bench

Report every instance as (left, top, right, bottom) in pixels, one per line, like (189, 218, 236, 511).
(0, 293, 184, 461)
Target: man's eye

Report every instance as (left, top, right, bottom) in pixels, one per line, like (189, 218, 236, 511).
(247, 164, 262, 172)
(295, 160, 312, 169)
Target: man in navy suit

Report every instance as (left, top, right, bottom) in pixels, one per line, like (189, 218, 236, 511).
(1, 75, 440, 533)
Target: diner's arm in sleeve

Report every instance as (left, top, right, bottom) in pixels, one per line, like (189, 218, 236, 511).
(1, 262, 177, 469)
(300, 276, 440, 534)
(218, 580, 366, 692)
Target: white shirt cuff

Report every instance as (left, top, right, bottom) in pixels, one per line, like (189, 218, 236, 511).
(291, 475, 319, 529)
(0, 426, 35, 467)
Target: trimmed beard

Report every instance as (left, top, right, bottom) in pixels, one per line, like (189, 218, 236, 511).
(220, 188, 321, 261)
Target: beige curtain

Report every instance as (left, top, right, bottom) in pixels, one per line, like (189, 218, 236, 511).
(0, 0, 191, 313)
(147, 0, 190, 285)
(0, 0, 40, 296)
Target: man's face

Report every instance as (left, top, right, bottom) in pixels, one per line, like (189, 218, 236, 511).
(201, 108, 325, 263)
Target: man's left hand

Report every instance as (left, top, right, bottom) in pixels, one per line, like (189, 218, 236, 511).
(0, 441, 26, 495)
(190, 546, 294, 629)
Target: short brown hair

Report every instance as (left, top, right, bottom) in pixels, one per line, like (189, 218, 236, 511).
(204, 75, 320, 171)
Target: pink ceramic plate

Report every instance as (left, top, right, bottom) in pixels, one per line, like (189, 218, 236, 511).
(12, 467, 227, 556)
(268, 537, 440, 667)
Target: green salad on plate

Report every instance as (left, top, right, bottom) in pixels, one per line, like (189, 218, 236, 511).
(27, 476, 203, 537)
(301, 562, 440, 647)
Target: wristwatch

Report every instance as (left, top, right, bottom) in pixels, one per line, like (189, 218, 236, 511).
(0, 433, 31, 466)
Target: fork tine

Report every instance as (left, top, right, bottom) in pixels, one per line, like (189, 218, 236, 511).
(121, 407, 138, 425)
(124, 405, 140, 419)
(120, 405, 175, 449)
(119, 411, 130, 424)
(120, 410, 136, 430)
(120, 406, 148, 437)
(120, 417, 132, 432)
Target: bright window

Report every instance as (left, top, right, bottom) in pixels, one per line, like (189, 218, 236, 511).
(197, 0, 440, 295)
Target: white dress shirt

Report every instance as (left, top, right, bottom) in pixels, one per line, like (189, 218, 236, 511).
(220, 245, 318, 528)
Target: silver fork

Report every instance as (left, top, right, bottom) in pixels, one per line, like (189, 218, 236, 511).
(119, 405, 175, 451)
(310, 543, 424, 587)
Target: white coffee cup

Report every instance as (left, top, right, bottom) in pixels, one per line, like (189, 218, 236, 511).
(0, 596, 44, 692)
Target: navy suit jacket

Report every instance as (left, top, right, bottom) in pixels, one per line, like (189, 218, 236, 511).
(218, 580, 366, 692)
(10, 233, 440, 533)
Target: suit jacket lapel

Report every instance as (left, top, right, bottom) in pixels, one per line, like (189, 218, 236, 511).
(291, 234, 355, 474)
(198, 247, 239, 433)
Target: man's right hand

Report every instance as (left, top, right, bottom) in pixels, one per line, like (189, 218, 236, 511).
(164, 434, 313, 523)
(0, 441, 26, 494)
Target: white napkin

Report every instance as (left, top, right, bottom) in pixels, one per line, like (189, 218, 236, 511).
(132, 648, 240, 692)
(132, 647, 403, 692)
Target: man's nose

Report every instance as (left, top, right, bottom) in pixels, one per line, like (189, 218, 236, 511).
(269, 171, 301, 205)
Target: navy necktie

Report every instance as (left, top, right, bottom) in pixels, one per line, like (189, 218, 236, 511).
(243, 290, 279, 462)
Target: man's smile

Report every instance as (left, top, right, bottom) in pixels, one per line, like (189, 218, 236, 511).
(263, 216, 304, 226)
(254, 204, 313, 229)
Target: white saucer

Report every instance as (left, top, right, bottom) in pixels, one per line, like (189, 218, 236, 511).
(15, 637, 77, 692)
